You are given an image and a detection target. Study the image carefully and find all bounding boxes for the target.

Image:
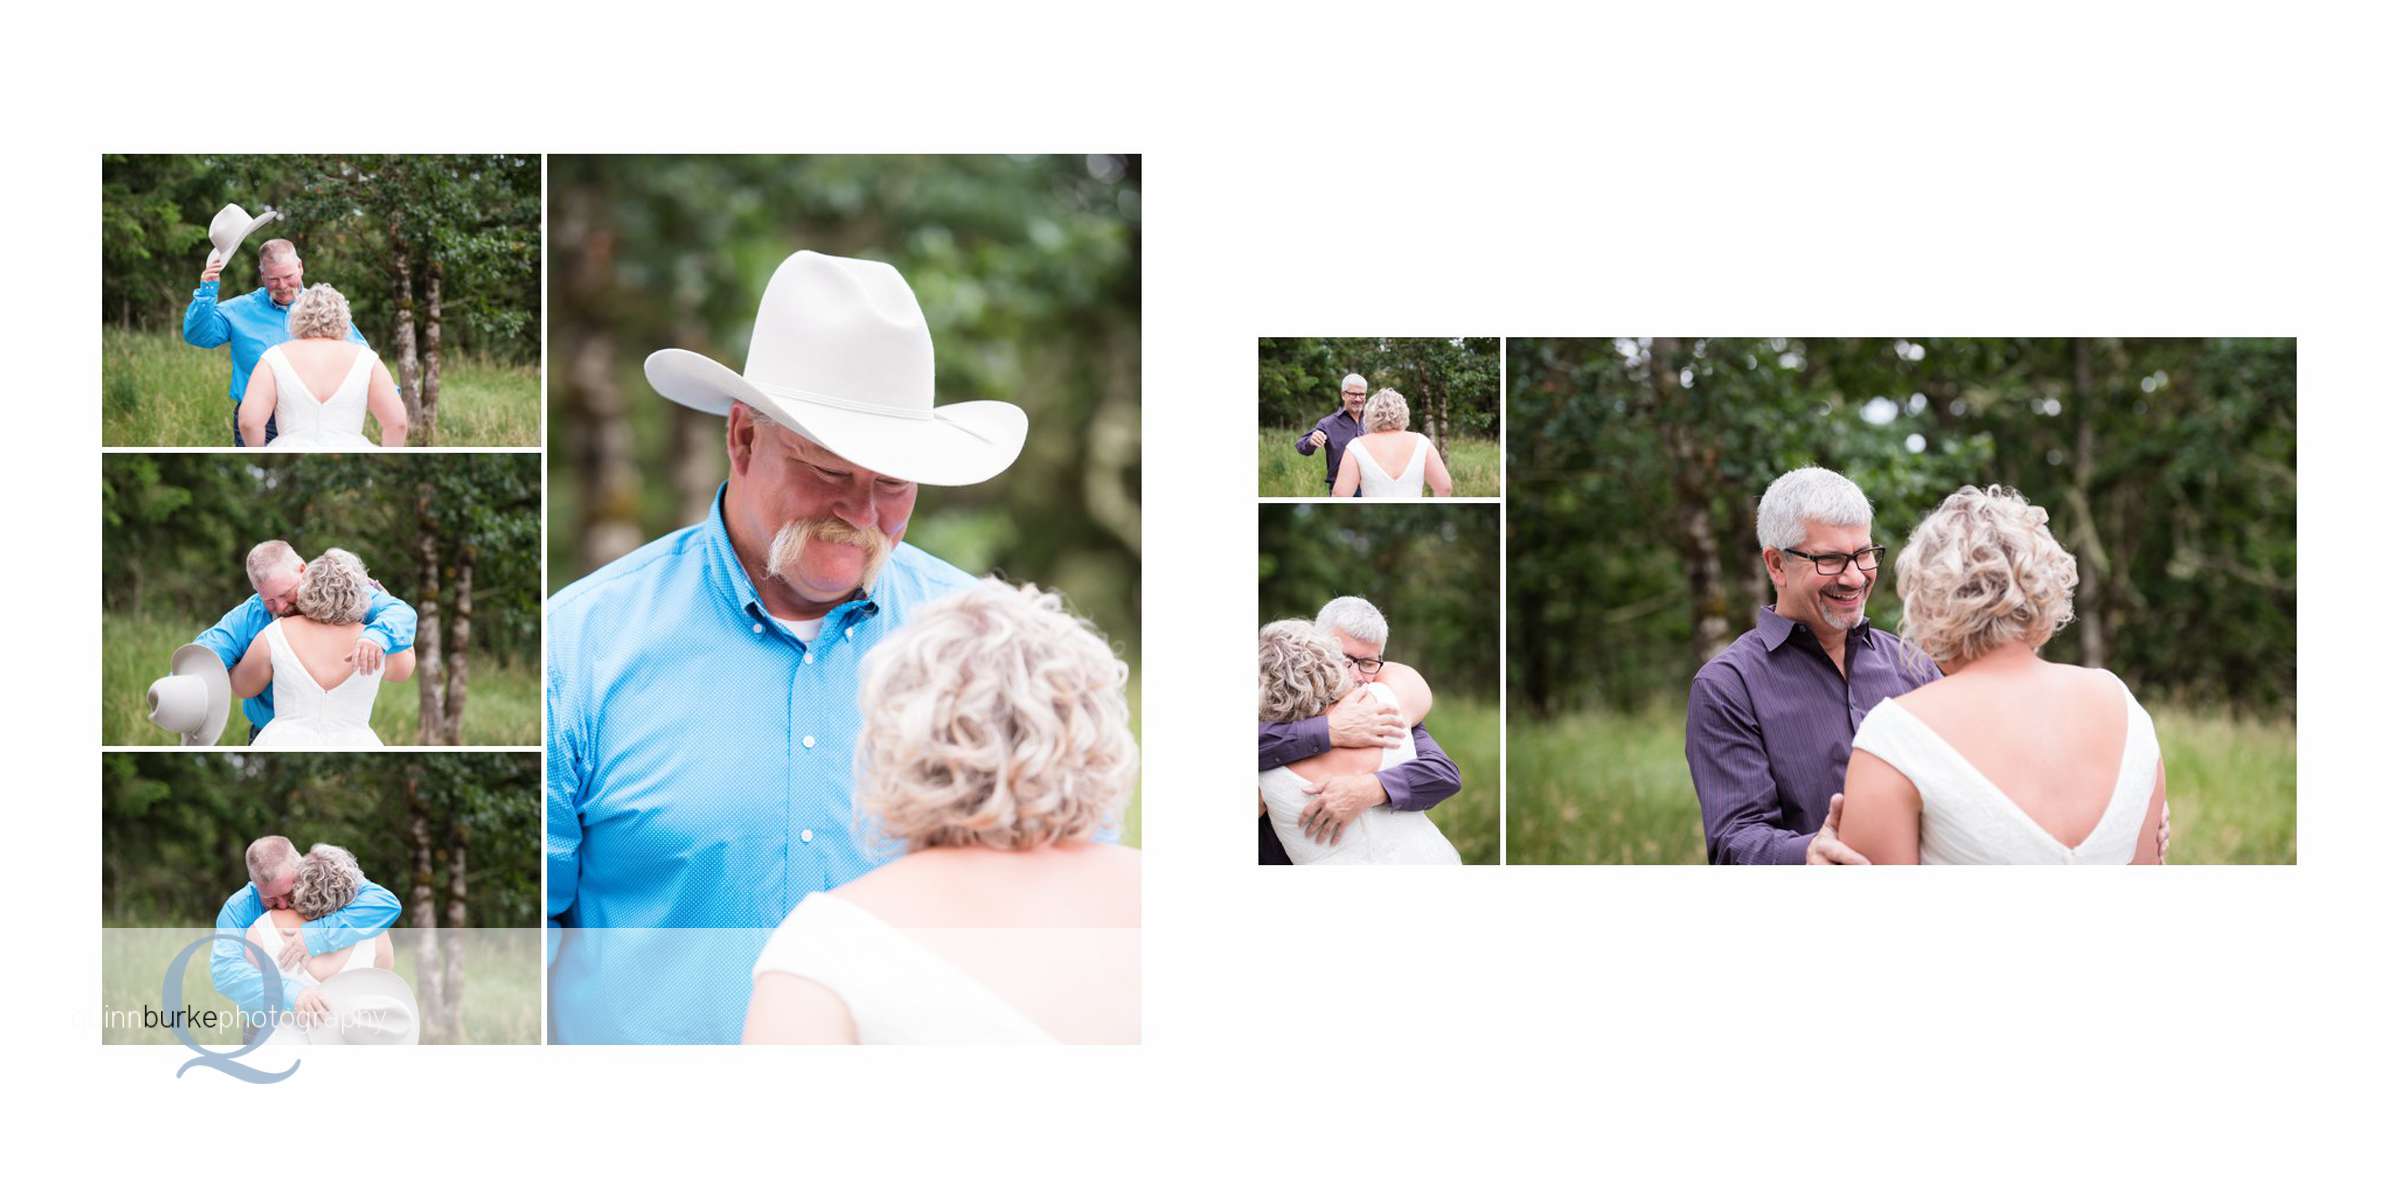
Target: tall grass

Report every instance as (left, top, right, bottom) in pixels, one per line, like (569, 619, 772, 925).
(103, 328, 538, 447)
(104, 612, 539, 746)
(101, 928, 540, 1045)
(1507, 704, 2296, 865)
(1424, 699, 1502, 864)
(1258, 428, 1501, 498)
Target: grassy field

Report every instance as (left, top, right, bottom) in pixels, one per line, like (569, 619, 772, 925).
(1425, 699, 1502, 864)
(103, 328, 538, 447)
(1259, 428, 1501, 497)
(1507, 704, 2297, 865)
(104, 612, 539, 747)
(102, 928, 540, 1045)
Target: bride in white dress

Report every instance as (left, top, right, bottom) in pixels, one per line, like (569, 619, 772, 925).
(232, 549, 415, 748)
(1333, 387, 1455, 499)
(237, 284, 410, 449)
(246, 844, 398, 1045)
(746, 581, 1140, 1044)
(1256, 619, 1461, 864)
(1841, 486, 2166, 864)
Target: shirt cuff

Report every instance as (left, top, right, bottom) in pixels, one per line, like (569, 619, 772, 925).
(193, 281, 219, 298)
(1375, 767, 1410, 811)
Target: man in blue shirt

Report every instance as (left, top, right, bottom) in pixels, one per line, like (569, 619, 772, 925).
(548, 249, 1034, 1043)
(211, 835, 401, 1035)
(191, 539, 416, 743)
(184, 238, 368, 446)
(1294, 372, 1371, 496)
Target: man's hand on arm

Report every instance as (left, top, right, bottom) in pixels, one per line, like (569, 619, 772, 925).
(1325, 687, 1407, 749)
(1805, 792, 1870, 866)
(292, 987, 330, 1027)
(348, 639, 384, 675)
(1296, 773, 1385, 845)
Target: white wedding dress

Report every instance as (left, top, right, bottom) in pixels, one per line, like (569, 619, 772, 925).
(259, 343, 380, 449)
(246, 912, 379, 1046)
(251, 621, 384, 748)
(1344, 434, 1431, 497)
(1259, 682, 1462, 864)
(752, 892, 1060, 1044)
(1849, 674, 2158, 864)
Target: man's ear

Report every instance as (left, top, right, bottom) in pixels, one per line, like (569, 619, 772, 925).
(1761, 546, 1784, 590)
(726, 406, 756, 475)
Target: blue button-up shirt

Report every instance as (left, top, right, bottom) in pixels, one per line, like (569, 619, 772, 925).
(210, 878, 401, 1022)
(1686, 607, 1943, 864)
(192, 590, 417, 734)
(545, 484, 981, 1044)
(182, 281, 366, 442)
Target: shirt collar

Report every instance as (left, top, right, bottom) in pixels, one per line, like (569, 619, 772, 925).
(1755, 605, 1873, 653)
(699, 483, 884, 633)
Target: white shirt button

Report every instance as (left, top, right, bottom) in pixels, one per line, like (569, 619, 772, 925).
(802, 735, 816, 749)
(803, 652, 814, 665)
(751, 623, 763, 634)
(800, 828, 814, 844)
(844, 628, 855, 640)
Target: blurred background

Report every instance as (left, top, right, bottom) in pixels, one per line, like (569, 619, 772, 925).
(102, 453, 541, 746)
(1260, 504, 1501, 864)
(100, 154, 541, 446)
(1257, 337, 1501, 496)
(546, 154, 1142, 841)
(1507, 337, 2296, 864)
(102, 752, 540, 1044)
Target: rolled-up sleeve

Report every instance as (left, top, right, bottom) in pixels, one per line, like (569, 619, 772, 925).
(1381, 724, 1461, 813)
(1686, 667, 1810, 865)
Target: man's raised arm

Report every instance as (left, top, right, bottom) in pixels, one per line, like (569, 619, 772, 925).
(1686, 670, 1811, 864)
(1295, 418, 1327, 457)
(360, 590, 418, 654)
(183, 277, 232, 349)
(297, 880, 401, 956)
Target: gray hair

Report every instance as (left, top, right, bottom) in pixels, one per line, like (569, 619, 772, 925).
(1313, 595, 1389, 651)
(1259, 619, 1349, 723)
(291, 843, 364, 920)
(1757, 466, 1875, 550)
(295, 548, 371, 624)
(245, 540, 301, 589)
(245, 835, 297, 888)
(286, 283, 350, 341)
(1341, 373, 1369, 393)
(257, 238, 299, 267)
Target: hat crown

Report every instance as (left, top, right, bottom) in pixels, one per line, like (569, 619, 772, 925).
(148, 675, 207, 731)
(740, 252, 935, 414)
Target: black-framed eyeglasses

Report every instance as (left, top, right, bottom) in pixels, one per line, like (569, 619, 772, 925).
(1780, 545, 1885, 575)
(1344, 654, 1384, 675)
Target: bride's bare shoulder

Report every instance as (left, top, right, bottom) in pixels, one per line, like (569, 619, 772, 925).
(1375, 661, 1433, 724)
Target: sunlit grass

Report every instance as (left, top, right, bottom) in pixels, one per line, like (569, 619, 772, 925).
(103, 328, 538, 447)
(1258, 428, 1501, 498)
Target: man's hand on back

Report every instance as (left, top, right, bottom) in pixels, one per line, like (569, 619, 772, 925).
(1326, 687, 1406, 749)
(292, 987, 329, 1026)
(277, 931, 311, 971)
(1806, 792, 1870, 866)
(348, 639, 384, 675)
(1297, 773, 1386, 845)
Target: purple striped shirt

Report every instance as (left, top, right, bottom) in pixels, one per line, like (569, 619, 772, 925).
(1685, 607, 1942, 864)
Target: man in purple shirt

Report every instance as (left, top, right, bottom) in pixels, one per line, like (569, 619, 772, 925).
(1686, 467, 1941, 864)
(1258, 595, 1462, 864)
(1293, 373, 1371, 497)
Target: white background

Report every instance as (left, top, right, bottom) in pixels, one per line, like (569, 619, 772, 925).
(9, 3, 2396, 1195)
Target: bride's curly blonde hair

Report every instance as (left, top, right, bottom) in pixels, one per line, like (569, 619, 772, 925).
(287, 283, 352, 342)
(1258, 619, 1348, 723)
(1894, 485, 2080, 667)
(1362, 388, 1411, 433)
(295, 548, 371, 624)
(291, 843, 364, 920)
(852, 580, 1136, 853)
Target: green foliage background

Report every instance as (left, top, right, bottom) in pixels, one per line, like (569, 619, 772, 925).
(101, 752, 539, 927)
(101, 153, 540, 361)
(547, 154, 1141, 655)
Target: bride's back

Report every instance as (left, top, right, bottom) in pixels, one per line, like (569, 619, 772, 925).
(836, 844, 1140, 1041)
(274, 337, 369, 399)
(275, 616, 372, 692)
(1891, 660, 2133, 845)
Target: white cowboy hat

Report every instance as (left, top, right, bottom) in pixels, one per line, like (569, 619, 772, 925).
(304, 969, 420, 1045)
(146, 643, 231, 747)
(643, 250, 1027, 487)
(207, 203, 280, 265)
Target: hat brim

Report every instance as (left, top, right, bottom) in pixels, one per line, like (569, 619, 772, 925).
(168, 643, 232, 747)
(644, 348, 1027, 488)
(307, 969, 420, 1045)
(212, 210, 281, 264)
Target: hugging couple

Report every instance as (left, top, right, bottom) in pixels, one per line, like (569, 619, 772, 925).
(1690, 466, 2172, 866)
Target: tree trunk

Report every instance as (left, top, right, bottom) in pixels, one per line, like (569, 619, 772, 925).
(1642, 339, 1734, 670)
(405, 764, 447, 1030)
(388, 225, 422, 425)
(441, 541, 475, 745)
(442, 830, 468, 1043)
(420, 259, 444, 437)
(559, 186, 644, 572)
(414, 481, 448, 743)
(2066, 338, 2114, 668)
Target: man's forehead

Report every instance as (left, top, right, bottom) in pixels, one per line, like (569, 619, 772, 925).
(1334, 630, 1384, 655)
(1797, 520, 1872, 551)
